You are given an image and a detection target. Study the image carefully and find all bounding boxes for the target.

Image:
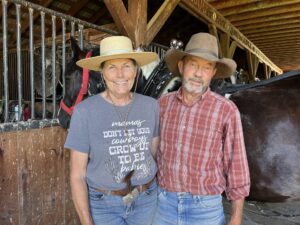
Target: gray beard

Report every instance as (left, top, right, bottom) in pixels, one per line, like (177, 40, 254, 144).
(183, 79, 208, 94)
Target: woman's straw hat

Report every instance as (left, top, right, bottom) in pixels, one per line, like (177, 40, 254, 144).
(165, 33, 237, 78)
(76, 36, 158, 71)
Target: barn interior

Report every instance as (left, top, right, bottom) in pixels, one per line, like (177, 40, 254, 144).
(0, 1, 300, 225)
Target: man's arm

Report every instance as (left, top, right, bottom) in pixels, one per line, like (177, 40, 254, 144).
(70, 150, 94, 225)
(228, 198, 244, 225)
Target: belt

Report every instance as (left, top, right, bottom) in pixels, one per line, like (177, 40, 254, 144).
(94, 178, 154, 197)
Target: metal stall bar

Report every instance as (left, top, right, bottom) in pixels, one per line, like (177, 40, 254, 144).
(71, 21, 75, 37)
(2, 0, 9, 122)
(51, 15, 57, 118)
(40, 11, 46, 119)
(16, 3, 23, 121)
(78, 24, 84, 50)
(62, 18, 66, 98)
(29, 7, 35, 119)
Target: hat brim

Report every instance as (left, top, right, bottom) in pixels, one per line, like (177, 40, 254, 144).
(165, 49, 237, 79)
(76, 52, 159, 71)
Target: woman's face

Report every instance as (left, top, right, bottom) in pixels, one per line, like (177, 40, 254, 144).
(101, 58, 137, 97)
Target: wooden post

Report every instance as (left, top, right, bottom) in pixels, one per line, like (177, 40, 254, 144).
(104, 0, 180, 47)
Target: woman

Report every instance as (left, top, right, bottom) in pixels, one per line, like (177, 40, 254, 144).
(64, 36, 160, 225)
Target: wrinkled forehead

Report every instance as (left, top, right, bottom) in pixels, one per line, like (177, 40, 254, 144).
(101, 58, 137, 68)
(182, 55, 216, 67)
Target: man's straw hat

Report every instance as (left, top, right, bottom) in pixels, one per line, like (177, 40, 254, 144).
(76, 36, 158, 71)
(165, 33, 237, 78)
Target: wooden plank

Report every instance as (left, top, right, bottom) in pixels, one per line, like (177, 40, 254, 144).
(233, 10, 300, 27)
(146, 0, 180, 45)
(219, 0, 300, 17)
(226, 3, 300, 22)
(0, 131, 19, 225)
(246, 27, 300, 38)
(242, 23, 300, 35)
(208, 0, 260, 10)
(0, 127, 79, 225)
(179, 0, 282, 74)
(238, 18, 300, 32)
(251, 34, 300, 43)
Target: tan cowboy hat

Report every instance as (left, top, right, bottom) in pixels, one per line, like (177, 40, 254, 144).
(165, 33, 237, 78)
(76, 36, 158, 71)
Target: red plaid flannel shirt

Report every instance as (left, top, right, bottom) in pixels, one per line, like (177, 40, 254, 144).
(157, 88, 250, 200)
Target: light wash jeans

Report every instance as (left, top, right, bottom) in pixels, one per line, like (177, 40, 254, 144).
(88, 181, 157, 225)
(152, 187, 225, 225)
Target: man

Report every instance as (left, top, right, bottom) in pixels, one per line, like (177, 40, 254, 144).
(153, 33, 250, 225)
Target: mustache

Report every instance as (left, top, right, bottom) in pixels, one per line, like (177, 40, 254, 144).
(183, 77, 203, 83)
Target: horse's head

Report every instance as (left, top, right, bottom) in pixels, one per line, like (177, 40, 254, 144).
(58, 37, 104, 129)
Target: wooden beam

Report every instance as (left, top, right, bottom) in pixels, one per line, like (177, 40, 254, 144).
(179, 0, 282, 74)
(246, 27, 300, 38)
(146, 0, 180, 45)
(256, 39, 300, 47)
(208, 24, 224, 55)
(104, 0, 135, 41)
(246, 51, 259, 81)
(208, 0, 260, 10)
(238, 18, 300, 32)
(219, 0, 300, 17)
(241, 23, 300, 35)
(129, 0, 147, 47)
(233, 10, 300, 27)
(227, 3, 300, 22)
(219, 32, 237, 58)
(263, 64, 271, 79)
(249, 32, 300, 42)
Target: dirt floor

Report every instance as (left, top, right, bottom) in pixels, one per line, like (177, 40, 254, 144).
(223, 199, 300, 225)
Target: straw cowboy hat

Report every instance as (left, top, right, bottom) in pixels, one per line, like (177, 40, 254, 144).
(165, 33, 237, 78)
(76, 36, 158, 71)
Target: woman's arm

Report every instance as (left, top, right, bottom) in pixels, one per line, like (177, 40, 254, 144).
(70, 150, 94, 225)
(151, 137, 160, 159)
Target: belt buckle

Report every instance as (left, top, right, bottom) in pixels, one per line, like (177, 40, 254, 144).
(122, 188, 139, 204)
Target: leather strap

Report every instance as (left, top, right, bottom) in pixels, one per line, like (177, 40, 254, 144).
(94, 178, 154, 196)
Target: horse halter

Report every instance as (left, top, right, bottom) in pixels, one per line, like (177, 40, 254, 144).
(60, 51, 92, 115)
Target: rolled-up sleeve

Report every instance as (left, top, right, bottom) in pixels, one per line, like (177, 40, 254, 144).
(223, 106, 250, 200)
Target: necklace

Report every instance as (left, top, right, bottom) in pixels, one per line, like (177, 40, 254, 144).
(106, 91, 135, 135)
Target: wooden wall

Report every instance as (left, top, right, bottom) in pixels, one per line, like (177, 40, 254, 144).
(0, 126, 80, 225)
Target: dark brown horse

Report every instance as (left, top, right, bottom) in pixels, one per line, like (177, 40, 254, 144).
(218, 70, 300, 202)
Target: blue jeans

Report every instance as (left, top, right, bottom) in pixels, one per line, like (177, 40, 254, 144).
(152, 187, 225, 225)
(88, 181, 157, 225)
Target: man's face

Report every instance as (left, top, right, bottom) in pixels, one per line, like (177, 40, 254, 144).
(178, 55, 216, 94)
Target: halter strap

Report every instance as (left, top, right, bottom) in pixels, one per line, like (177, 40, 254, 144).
(60, 50, 92, 116)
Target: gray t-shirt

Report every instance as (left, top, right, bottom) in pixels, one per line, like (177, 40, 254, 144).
(64, 93, 159, 190)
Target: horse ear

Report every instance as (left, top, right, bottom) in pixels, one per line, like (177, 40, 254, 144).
(70, 36, 84, 61)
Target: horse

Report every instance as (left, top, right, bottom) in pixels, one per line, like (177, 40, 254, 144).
(58, 37, 147, 129)
(217, 69, 300, 202)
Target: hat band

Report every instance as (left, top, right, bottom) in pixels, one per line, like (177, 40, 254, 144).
(101, 48, 133, 56)
(186, 48, 218, 58)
